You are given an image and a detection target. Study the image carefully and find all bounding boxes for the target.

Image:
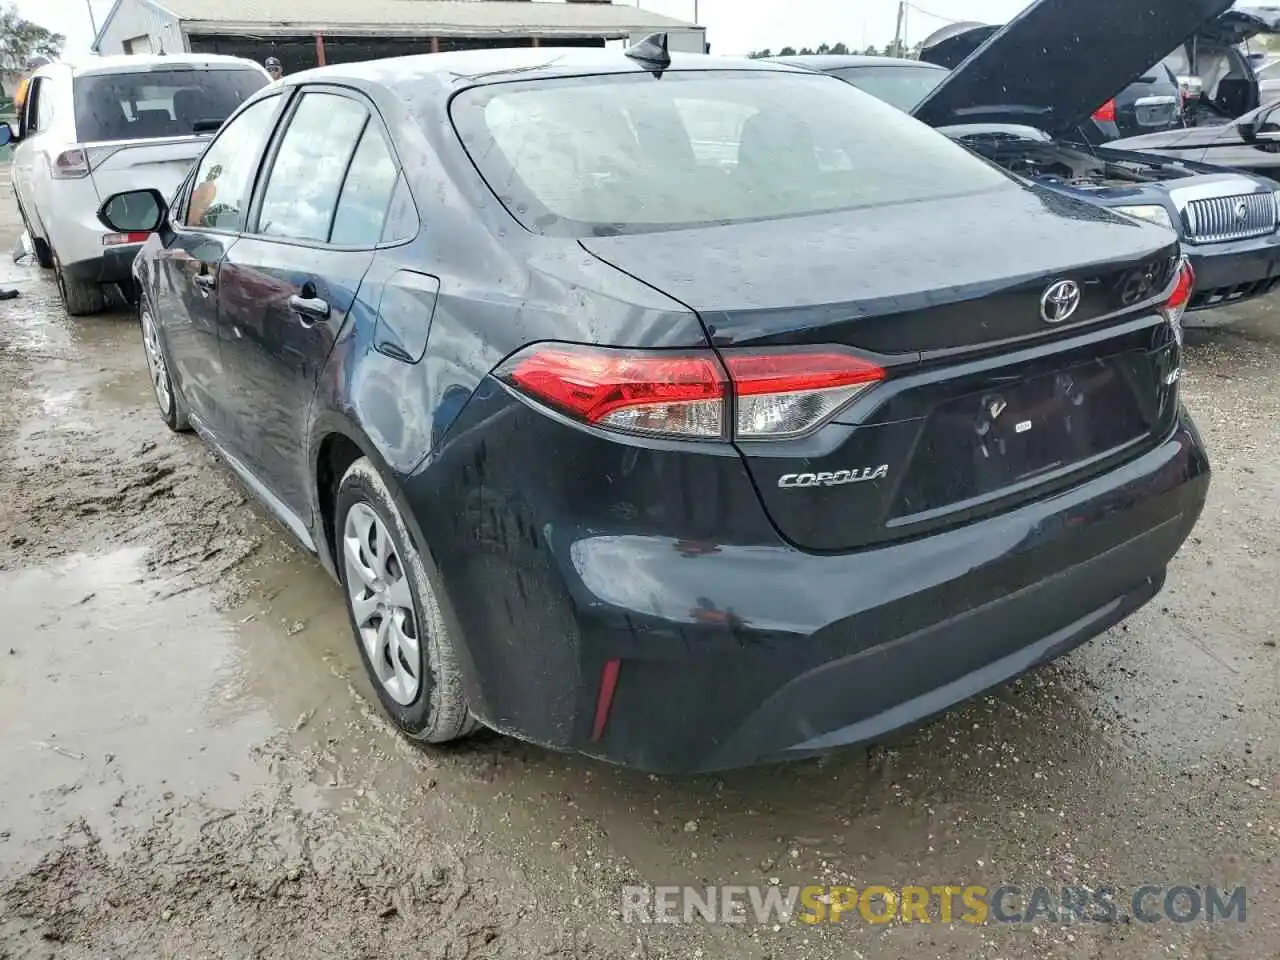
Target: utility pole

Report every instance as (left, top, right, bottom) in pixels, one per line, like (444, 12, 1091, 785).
(892, 0, 905, 57)
(87, 0, 99, 38)
(693, 0, 698, 25)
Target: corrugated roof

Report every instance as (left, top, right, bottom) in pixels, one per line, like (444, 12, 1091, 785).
(156, 0, 697, 37)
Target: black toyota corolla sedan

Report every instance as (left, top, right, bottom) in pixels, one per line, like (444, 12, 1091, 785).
(98, 42, 1209, 774)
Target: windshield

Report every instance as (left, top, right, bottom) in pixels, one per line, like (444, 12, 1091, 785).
(74, 68, 268, 143)
(450, 70, 1012, 236)
(829, 65, 948, 111)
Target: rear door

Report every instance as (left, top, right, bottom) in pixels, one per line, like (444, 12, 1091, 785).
(12, 75, 55, 237)
(73, 64, 269, 203)
(216, 87, 402, 521)
(150, 92, 286, 431)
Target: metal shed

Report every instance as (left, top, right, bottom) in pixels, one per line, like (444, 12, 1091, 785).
(91, 0, 706, 73)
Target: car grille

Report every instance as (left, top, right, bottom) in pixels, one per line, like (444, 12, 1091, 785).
(1183, 193, 1277, 243)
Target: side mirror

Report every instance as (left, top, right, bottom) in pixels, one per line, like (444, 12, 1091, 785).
(97, 188, 168, 233)
(0, 122, 13, 147)
(1239, 116, 1261, 142)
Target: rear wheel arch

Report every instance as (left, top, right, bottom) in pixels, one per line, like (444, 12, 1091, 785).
(310, 417, 427, 575)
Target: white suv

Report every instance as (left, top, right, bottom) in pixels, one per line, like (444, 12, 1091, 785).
(2, 54, 270, 315)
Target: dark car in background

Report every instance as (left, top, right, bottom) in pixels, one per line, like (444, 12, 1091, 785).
(98, 44, 1206, 774)
(913, 20, 1183, 143)
(792, 0, 1280, 320)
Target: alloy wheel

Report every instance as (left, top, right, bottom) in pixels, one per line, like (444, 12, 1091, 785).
(140, 307, 173, 416)
(343, 502, 421, 705)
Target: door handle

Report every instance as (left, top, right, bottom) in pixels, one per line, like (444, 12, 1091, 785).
(289, 294, 330, 323)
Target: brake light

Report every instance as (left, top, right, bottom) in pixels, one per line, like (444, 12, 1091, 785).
(52, 148, 90, 179)
(501, 345, 728, 438)
(1093, 99, 1117, 123)
(1162, 258, 1195, 327)
(102, 232, 151, 246)
(498, 344, 885, 441)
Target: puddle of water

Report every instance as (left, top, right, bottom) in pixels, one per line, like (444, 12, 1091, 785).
(0, 548, 280, 866)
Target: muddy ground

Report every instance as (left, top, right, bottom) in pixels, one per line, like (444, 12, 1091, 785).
(0, 174, 1278, 960)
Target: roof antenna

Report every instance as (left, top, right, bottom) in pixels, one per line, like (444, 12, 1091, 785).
(624, 32, 671, 73)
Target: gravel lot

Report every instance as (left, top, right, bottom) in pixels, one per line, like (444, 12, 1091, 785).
(1, 173, 1277, 960)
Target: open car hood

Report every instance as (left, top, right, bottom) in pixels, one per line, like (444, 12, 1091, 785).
(914, 0, 1239, 135)
(1199, 6, 1280, 44)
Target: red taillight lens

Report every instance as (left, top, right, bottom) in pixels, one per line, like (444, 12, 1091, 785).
(1093, 99, 1117, 123)
(501, 345, 728, 438)
(723, 350, 885, 439)
(498, 344, 885, 441)
(1163, 258, 1195, 327)
(102, 231, 151, 246)
(52, 148, 90, 179)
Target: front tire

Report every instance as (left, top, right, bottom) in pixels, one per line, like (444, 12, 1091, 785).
(140, 300, 190, 433)
(54, 252, 106, 316)
(336, 458, 477, 743)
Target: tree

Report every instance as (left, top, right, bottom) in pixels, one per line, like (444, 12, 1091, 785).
(746, 48, 773, 59)
(830, 42, 849, 55)
(0, 5, 63, 73)
(777, 46, 797, 56)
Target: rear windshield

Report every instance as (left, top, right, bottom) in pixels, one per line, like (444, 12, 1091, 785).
(449, 70, 1012, 236)
(830, 65, 947, 111)
(74, 67, 269, 143)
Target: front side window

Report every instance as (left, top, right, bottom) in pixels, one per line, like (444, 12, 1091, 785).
(186, 95, 281, 232)
(449, 70, 1012, 237)
(257, 92, 368, 243)
(74, 68, 269, 142)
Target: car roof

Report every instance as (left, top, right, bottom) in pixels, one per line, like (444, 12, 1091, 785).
(40, 53, 268, 79)
(772, 54, 947, 71)
(277, 47, 809, 96)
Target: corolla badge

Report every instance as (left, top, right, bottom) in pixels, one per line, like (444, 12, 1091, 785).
(778, 466, 889, 489)
(1040, 280, 1082, 324)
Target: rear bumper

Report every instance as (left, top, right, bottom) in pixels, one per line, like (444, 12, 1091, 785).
(1184, 230, 1280, 314)
(412, 398, 1210, 775)
(62, 245, 144, 287)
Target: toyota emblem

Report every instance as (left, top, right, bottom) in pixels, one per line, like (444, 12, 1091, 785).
(1040, 280, 1082, 324)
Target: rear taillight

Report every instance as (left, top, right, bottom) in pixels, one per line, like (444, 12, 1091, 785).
(103, 231, 151, 246)
(52, 148, 90, 179)
(723, 351, 884, 439)
(498, 344, 885, 441)
(1162, 258, 1194, 330)
(1093, 100, 1117, 123)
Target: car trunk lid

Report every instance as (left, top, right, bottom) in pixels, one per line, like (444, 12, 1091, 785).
(581, 191, 1184, 553)
(914, 0, 1237, 136)
(86, 136, 207, 205)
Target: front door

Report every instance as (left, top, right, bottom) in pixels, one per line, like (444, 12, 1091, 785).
(150, 92, 286, 430)
(216, 88, 401, 522)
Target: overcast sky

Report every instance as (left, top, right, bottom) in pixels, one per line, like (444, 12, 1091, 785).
(15, 0, 1038, 60)
(636, 0, 1034, 54)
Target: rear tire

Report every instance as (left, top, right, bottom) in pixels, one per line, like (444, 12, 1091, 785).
(336, 458, 478, 743)
(54, 252, 106, 316)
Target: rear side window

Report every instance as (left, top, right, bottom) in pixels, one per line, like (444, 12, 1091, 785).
(73, 68, 268, 143)
(449, 70, 1011, 237)
(257, 92, 368, 243)
(330, 124, 400, 247)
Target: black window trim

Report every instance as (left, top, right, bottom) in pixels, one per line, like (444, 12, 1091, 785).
(176, 90, 288, 239)
(243, 82, 418, 252)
